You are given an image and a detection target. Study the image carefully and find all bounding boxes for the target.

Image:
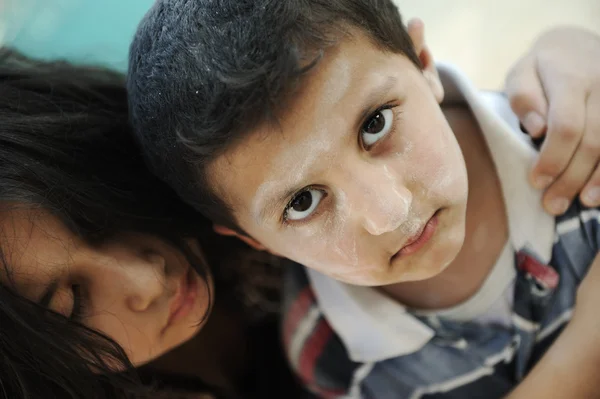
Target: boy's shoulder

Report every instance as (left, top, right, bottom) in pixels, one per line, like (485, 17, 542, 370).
(439, 63, 557, 263)
(437, 63, 523, 137)
(441, 64, 600, 260)
(440, 63, 600, 269)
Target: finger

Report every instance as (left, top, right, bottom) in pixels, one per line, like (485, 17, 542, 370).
(581, 164, 600, 208)
(505, 56, 548, 138)
(530, 82, 587, 190)
(580, 90, 600, 207)
(542, 142, 598, 215)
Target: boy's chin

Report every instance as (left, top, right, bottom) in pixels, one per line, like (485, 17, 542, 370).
(395, 256, 456, 284)
(389, 216, 465, 284)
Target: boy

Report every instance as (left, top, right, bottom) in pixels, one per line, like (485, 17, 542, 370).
(128, 1, 600, 397)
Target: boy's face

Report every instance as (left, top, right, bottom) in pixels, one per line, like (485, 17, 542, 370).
(210, 32, 469, 286)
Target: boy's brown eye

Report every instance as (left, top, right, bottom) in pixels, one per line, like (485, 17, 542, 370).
(361, 108, 394, 147)
(284, 188, 324, 222)
(291, 192, 313, 212)
(364, 112, 386, 134)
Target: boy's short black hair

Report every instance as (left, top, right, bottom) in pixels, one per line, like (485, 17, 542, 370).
(128, 0, 420, 231)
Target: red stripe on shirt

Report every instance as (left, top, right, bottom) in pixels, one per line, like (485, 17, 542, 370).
(298, 319, 337, 394)
(284, 288, 349, 398)
(283, 286, 316, 348)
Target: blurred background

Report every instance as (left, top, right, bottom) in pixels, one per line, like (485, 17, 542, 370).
(1, 0, 599, 89)
(394, 0, 600, 89)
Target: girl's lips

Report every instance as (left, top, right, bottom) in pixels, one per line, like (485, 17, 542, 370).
(164, 268, 199, 331)
(394, 210, 440, 258)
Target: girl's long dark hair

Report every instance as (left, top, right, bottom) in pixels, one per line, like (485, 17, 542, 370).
(0, 49, 216, 399)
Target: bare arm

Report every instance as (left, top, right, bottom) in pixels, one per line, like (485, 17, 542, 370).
(506, 252, 600, 398)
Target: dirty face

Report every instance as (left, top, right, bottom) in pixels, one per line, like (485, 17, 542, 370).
(210, 32, 468, 286)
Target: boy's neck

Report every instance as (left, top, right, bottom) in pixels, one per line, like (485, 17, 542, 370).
(379, 104, 509, 310)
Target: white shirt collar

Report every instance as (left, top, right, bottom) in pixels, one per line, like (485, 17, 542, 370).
(306, 63, 555, 363)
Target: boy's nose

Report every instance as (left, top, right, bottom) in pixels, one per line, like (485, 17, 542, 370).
(361, 188, 412, 236)
(344, 164, 412, 236)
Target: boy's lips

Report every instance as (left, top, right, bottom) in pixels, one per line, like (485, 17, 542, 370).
(393, 210, 440, 258)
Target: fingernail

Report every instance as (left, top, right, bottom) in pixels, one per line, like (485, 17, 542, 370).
(534, 175, 553, 189)
(548, 197, 570, 215)
(583, 187, 600, 205)
(523, 112, 545, 137)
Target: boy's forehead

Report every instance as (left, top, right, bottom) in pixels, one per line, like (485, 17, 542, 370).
(208, 33, 420, 221)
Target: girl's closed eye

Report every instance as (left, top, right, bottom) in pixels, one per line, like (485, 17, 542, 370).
(283, 188, 326, 223)
(360, 104, 400, 149)
(69, 284, 87, 321)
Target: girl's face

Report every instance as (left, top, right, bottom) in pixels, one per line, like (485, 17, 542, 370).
(0, 207, 212, 366)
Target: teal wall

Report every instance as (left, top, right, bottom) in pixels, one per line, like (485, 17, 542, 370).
(3, 0, 154, 72)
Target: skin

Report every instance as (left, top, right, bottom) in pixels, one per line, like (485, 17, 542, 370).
(210, 28, 508, 309)
(0, 206, 212, 366)
(505, 252, 600, 399)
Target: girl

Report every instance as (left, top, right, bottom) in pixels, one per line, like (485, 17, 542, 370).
(0, 50, 294, 399)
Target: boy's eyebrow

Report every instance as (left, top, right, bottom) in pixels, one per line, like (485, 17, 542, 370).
(259, 186, 299, 222)
(258, 75, 398, 222)
(356, 76, 398, 125)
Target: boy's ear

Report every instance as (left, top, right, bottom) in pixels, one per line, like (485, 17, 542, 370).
(213, 224, 269, 251)
(407, 18, 444, 103)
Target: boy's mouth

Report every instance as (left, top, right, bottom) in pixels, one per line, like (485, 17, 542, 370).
(392, 210, 441, 259)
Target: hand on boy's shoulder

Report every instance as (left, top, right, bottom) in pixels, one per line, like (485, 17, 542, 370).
(505, 27, 600, 216)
